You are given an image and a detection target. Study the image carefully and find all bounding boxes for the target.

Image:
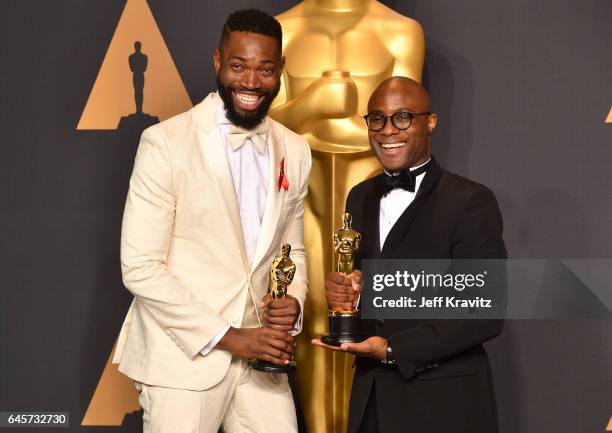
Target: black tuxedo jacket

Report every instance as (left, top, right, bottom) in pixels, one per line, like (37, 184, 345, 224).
(346, 158, 507, 433)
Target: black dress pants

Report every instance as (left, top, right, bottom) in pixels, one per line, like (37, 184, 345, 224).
(357, 386, 380, 433)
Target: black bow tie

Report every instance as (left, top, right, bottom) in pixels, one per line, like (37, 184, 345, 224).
(375, 161, 430, 197)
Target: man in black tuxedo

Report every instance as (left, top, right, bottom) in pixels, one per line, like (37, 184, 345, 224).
(312, 77, 506, 433)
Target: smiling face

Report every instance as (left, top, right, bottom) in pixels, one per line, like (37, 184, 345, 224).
(214, 31, 284, 129)
(367, 78, 437, 173)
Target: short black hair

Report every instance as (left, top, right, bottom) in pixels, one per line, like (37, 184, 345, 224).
(219, 9, 282, 53)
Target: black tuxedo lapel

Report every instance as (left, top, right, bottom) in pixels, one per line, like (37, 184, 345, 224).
(380, 158, 443, 257)
(361, 187, 382, 259)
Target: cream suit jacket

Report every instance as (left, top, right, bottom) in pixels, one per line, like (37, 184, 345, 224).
(112, 93, 311, 391)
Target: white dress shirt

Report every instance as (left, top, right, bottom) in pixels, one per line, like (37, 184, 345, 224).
(201, 93, 270, 356)
(379, 158, 430, 249)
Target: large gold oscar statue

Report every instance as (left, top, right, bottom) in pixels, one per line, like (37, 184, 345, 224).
(270, 2, 424, 432)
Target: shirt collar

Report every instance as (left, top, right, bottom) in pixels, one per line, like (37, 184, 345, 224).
(384, 157, 431, 177)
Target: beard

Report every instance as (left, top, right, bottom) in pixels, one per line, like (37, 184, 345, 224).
(216, 76, 280, 130)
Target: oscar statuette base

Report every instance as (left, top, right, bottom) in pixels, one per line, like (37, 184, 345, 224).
(250, 359, 296, 374)
(320, 310, 365, 347)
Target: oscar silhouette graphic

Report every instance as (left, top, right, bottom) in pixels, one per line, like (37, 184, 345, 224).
(118, 41, 159, 132)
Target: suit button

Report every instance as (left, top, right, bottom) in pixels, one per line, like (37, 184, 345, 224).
(376, 319, 385, 327)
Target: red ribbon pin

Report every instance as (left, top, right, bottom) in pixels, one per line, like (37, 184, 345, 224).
(278, 158, 289, 191)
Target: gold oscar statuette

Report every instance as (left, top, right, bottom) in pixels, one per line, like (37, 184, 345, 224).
(321, 213, 364, 346)
(251, 244, 297, 373)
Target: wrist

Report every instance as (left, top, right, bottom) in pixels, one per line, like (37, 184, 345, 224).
(381, 341, 396, 365)
(217, 327, 238, 352)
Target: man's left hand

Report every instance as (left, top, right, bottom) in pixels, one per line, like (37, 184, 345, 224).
(261, 294, 300, 332)
(311, 336, 388, 361)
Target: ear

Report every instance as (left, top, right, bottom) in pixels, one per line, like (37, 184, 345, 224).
(279, 55, 286, 75)
(427, 113, 438, 133)
(213, 48, 221, 75)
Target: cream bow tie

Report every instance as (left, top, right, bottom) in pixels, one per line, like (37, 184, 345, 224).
(228, 123, 269, 154)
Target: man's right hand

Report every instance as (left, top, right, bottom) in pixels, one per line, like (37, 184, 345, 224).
(325, 270, 362, 312)
(217, 327, 295, 365)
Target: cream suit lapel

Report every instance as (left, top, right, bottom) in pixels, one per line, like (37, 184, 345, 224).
(193, 95, 249, 270)
(250, 123, 287, 274)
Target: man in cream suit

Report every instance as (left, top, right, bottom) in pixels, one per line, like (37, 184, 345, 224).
(112, 9, 311, 433)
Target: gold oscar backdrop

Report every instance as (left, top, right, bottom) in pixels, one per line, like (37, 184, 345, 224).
(77, 0, 191, 130)
(608, 416, 612, 431)
(607, 107, 611, 123)
(80, 0, 192, 426)
(271, 2, 424, 432)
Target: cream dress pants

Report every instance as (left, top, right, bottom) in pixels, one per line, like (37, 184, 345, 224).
(135, 358, 297, 433)
(135, 297, 298, 433)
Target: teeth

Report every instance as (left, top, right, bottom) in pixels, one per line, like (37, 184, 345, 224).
(380, 142, 406, 149)
(235, 92, 260, 105)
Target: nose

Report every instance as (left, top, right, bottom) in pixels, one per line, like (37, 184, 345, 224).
(380, 116, 399, 136)
(240, 69, 261, 91)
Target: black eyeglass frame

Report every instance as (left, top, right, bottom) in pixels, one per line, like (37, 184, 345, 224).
(363, 110, 432, 131)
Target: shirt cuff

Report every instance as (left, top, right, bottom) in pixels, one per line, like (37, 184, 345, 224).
(290, 298, 304, 335)
(200, 323, 231, 356)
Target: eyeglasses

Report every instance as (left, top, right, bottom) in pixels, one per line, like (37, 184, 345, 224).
(363, 110, 431, 131)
